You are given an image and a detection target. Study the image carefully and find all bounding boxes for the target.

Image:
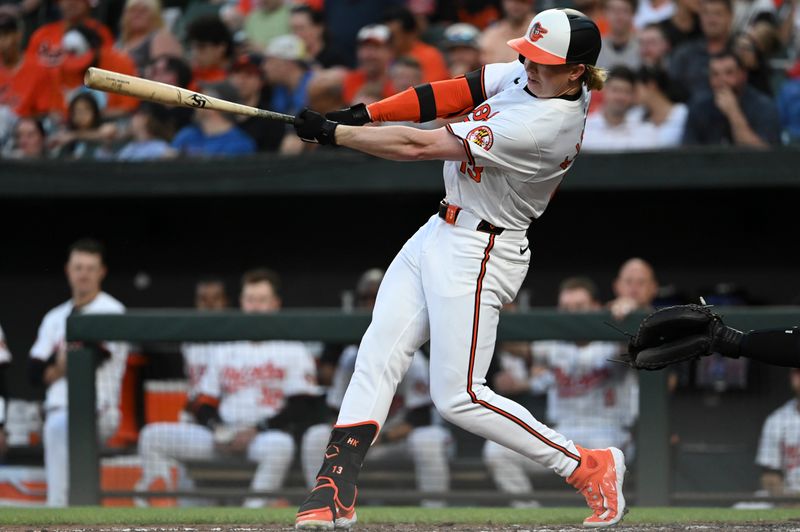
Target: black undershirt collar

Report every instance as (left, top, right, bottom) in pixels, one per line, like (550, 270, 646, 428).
(523, 85, 582, 101)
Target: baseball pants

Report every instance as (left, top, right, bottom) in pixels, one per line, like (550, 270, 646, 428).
(137, 422, 294, 507)
(337, 215, 581, 479)
(302, 422, 451, 494)
(43, 407, 119, 507)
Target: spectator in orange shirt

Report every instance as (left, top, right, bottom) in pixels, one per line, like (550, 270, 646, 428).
(479, 0, 535, 64)
(0, 13, 62, 118)
(186, 14, 233, 84)
(116, 0, 183, 75)
(25, 0, 114, 69)
(382, 6, 449, 83)
(55, 25, 138, 117)
(342, 24, 395, 105)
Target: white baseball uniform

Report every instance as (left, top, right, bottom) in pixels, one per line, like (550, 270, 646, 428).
(336, 60, 591, 480)
(302, 347, 450, 495)
(181, 342, 216, 396)
(0, 323, 12, 427)
(484, 341, 638, 495)
(138, 340, 319, 507)
(756, 398, 800, 492)
(29, 291, 127, 507)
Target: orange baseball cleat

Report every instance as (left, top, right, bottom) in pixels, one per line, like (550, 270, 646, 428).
(567, 446, 627, 528)
(295, 476, 357, 530)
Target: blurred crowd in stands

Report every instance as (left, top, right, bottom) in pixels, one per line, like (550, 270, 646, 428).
(1, 0, 800, 161)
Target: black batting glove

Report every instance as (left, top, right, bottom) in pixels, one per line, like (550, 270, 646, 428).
(294, 108, 338, 145)
(326, 103, 371, 126)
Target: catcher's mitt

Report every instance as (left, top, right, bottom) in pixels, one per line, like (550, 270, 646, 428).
(611, 304, 744, 370)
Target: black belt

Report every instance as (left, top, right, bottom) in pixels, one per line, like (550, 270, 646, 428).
(437, 201, 505, 235)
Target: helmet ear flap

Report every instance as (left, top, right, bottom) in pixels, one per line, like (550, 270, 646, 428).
(518, 53, 525, 64)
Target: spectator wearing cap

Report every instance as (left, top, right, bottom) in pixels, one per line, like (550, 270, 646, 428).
(55, 24, 138, 118)
(289, 5, 348, 69)
(25, 0, 114, 69)
(479, 0, 535, 64)
(682, 50, 779, 146)
(632, 66, 688, 146)
(116, 0, 182, 75)
(639, 22, 672, 67)
(230, 52, 285, 151)
(116, 102, 174, 160)
(144, 54, 194, 132)
(187, 14, 233, 84)
(244, 0, 290, 50)
(342, 24, 395, 105)
(441, 23, 481, 77)
(263, 34, 313, 116)
(582, 66, 656, 151)
(669, 0, 733, 97)
(382, 6, 449, 83)
(0, 12, 62, 118)
(171, 81, 256, 157)
(597, 0, 642, 69)
(634, 0, 674, 29)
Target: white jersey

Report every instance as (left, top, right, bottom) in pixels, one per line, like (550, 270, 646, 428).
(29, 292, 127, 412)
(444, 61, 591, 230)
(756, 399, 800, 492)
(532, 340, 638, 428)
(196, 340, 320, 426)
(327, 346, 431, 431)
(0, 323, 11, 364)
(181, 342, 216, 396)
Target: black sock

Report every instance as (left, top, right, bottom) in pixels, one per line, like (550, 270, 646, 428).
(301, 422, 378, 511)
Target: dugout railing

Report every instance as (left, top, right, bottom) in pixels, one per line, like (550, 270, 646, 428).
(65, 307, 800, 507)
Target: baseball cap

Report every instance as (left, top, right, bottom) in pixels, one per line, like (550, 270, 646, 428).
(231, 52, 265, 75)
(264, 34, 307, 61)
(442, 23, 480, 49)
(357, 24, 391, 45)
(507, 8, 601, 66)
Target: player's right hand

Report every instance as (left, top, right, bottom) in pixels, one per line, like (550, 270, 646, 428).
(326, 103, 372, 126)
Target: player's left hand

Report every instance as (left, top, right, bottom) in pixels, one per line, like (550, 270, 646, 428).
(294, 108, 338, 145)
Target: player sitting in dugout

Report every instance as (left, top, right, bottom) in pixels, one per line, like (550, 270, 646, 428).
(136, 269, 325, 507)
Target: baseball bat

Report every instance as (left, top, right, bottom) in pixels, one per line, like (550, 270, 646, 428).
(83, 67, 295, 124)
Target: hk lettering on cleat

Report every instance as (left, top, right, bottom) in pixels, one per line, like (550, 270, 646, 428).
(346, 437, 359, 447)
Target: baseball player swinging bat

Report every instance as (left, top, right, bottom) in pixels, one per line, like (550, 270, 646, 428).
(83, 67, 294, 123)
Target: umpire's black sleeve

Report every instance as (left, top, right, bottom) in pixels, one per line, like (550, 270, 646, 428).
(740, 327, 800, 367)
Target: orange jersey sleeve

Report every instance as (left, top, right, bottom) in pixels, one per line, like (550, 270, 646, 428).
(367, 67, 486, 123)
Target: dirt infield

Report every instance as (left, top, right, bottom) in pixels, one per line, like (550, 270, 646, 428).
(6, 524, 800, 532)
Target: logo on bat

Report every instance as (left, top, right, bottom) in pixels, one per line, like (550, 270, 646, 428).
(188, 93, 208, 108)
(466, 125, 493, 151)
(529, 22, 548, 42)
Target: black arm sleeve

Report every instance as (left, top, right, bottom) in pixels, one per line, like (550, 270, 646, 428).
(404, 404, 432, 428)
(192, 403, 221, 428)
(740, 327, 800, 368)
(28, 354, 55, 387)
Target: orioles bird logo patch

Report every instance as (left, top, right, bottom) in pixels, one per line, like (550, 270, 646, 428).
(466, 125, 493, 151)
(529, 22, 548, 42)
